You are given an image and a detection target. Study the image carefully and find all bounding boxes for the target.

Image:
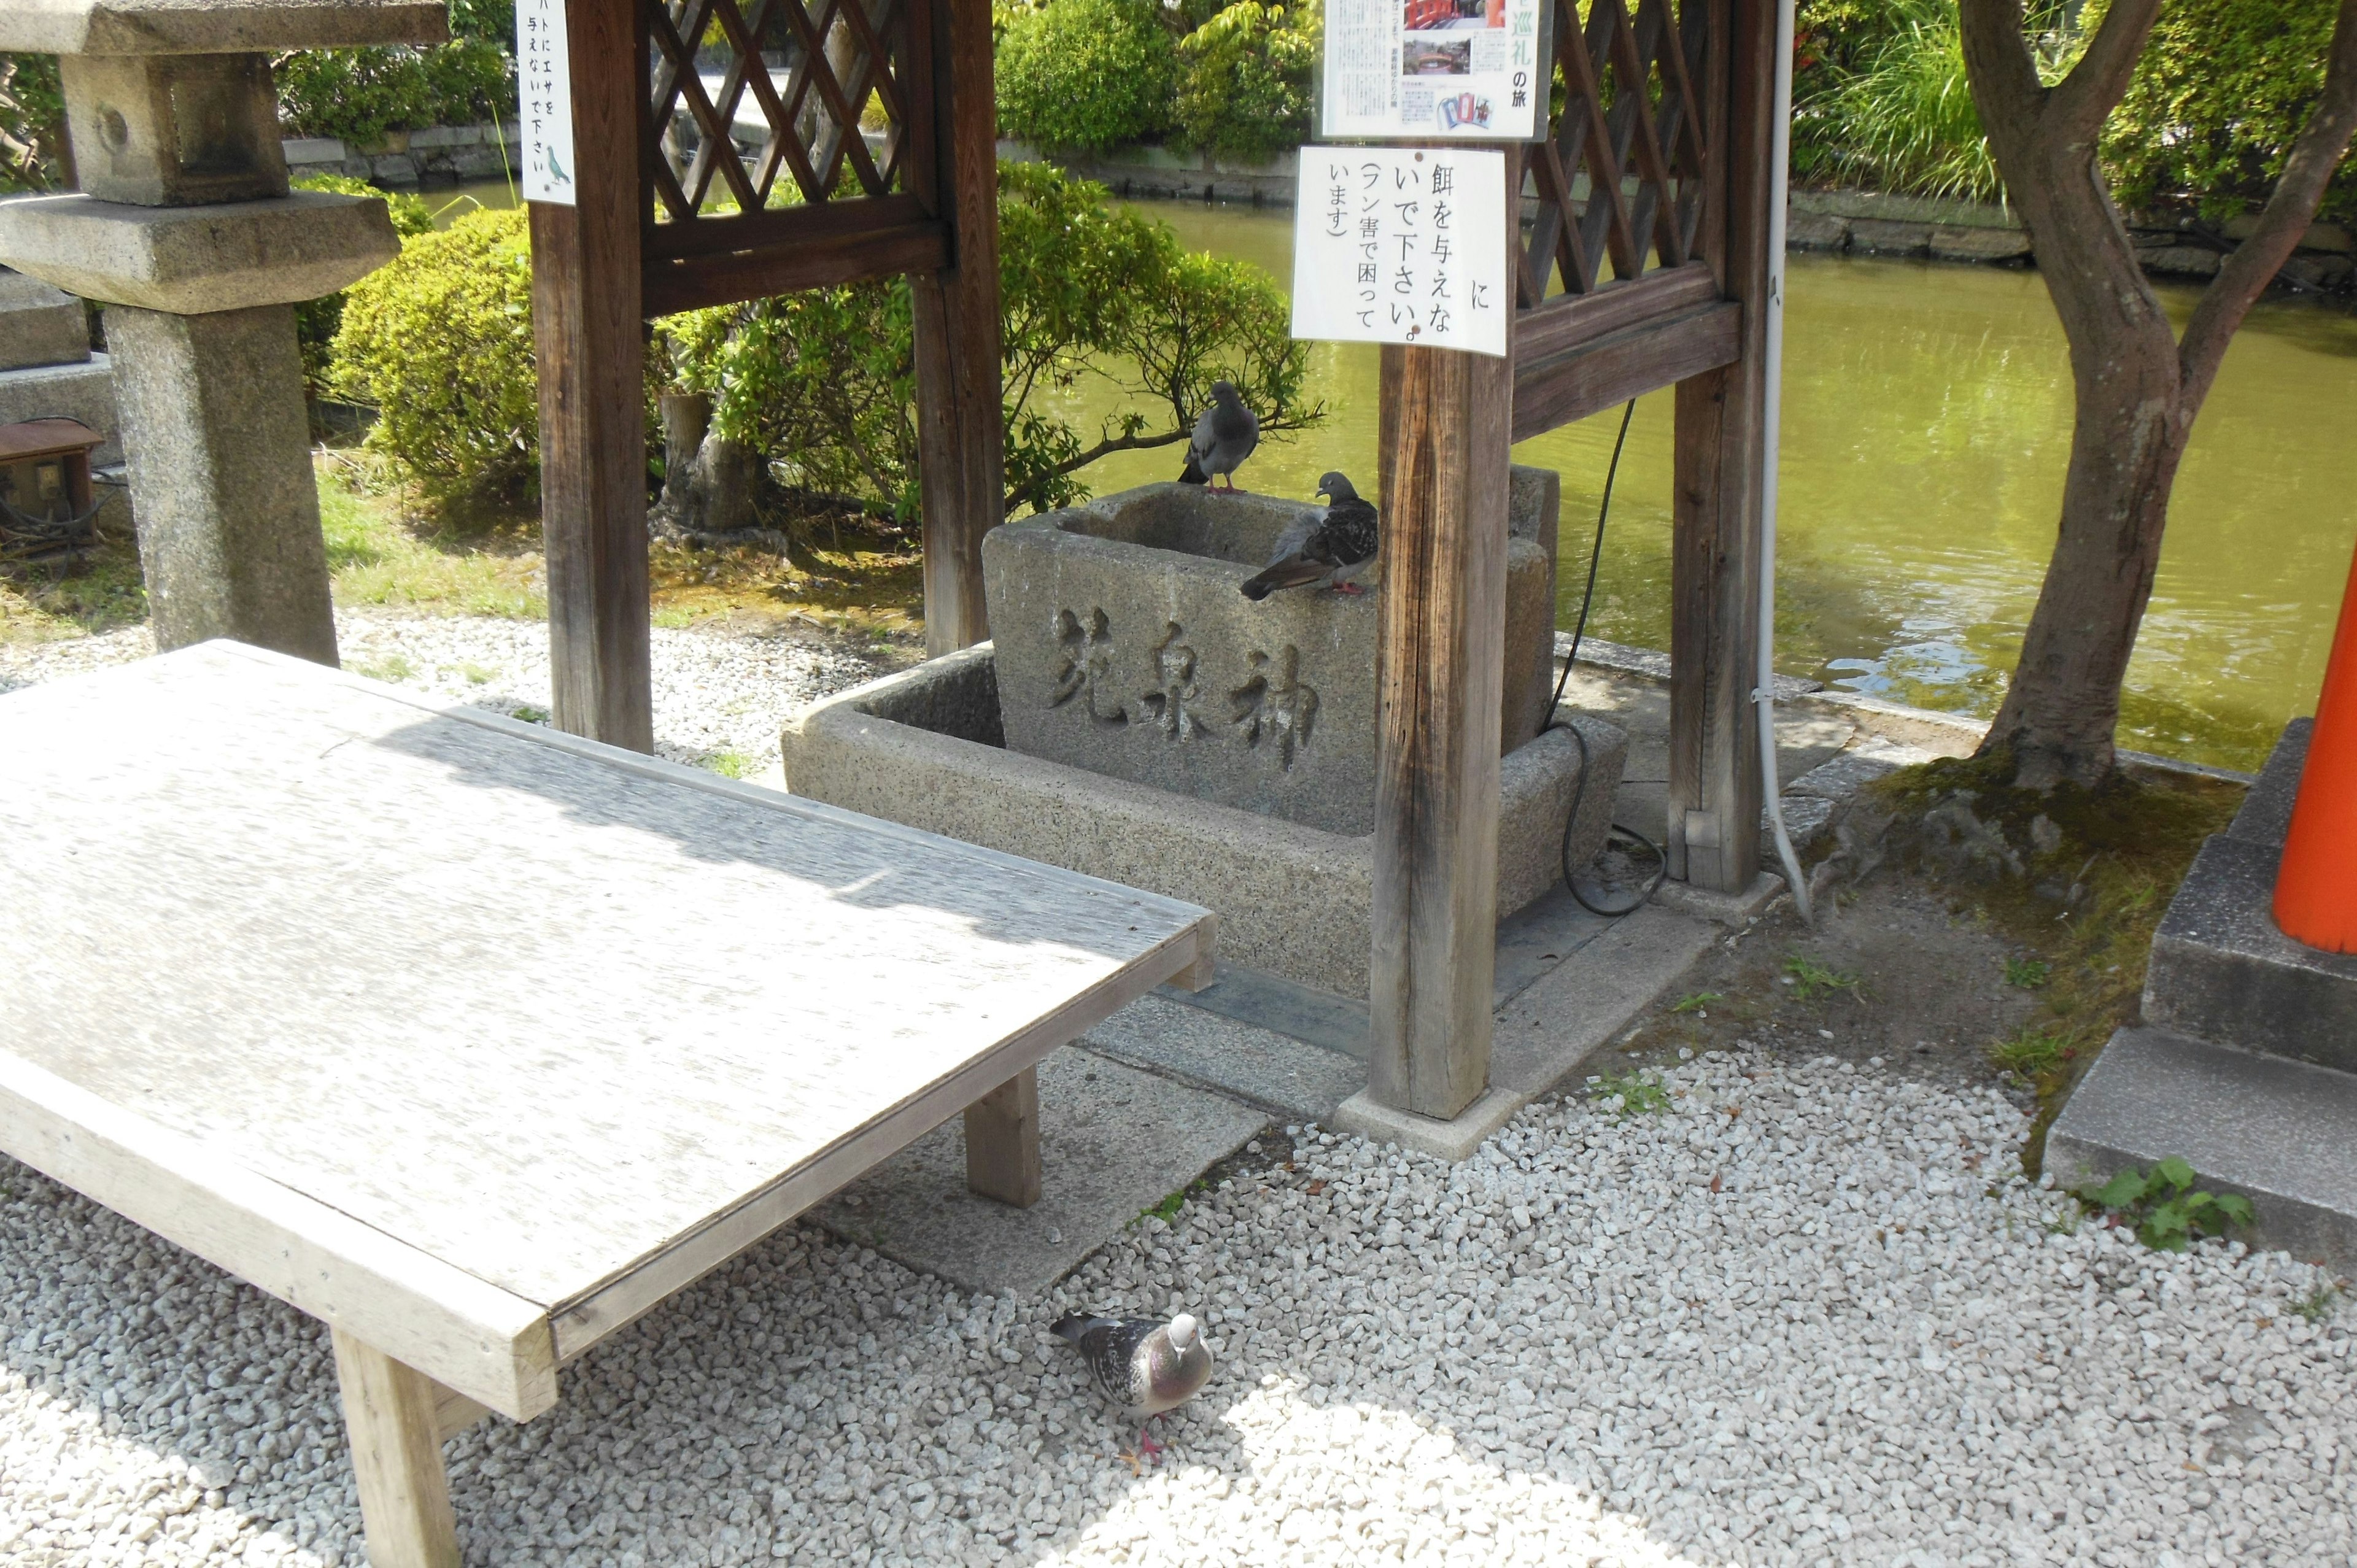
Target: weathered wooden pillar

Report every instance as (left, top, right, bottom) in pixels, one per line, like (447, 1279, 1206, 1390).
(1368, 312, 1515, 1119)
(534, 0, 652, 752)
(1667, 0, 1770, 892)
(910, 0, 1005, 655)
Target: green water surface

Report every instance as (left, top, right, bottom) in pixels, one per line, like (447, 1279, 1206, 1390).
(1056, 201, 2357, 774)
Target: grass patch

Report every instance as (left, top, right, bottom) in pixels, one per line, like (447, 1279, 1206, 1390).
(1988, 1027, 2071, 1078)
(2293, 1283, 2343, 1323)
(1670, 991, 1723, 1014)
(0, 528, 147, 644)
(701, 750, 753, 779)
(1783, 953, 1864, 1002)
(2004, 955, 2051, 989)
(1586, 1068, 1671, 1118)
(320, 460, 545, 619)
(349, 653, 417, 684)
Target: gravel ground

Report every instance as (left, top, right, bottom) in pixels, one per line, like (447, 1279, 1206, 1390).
(1, 1049, 2347, 1567)
(0, 611, 883, 774)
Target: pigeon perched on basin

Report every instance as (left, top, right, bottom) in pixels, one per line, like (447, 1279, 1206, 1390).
(1238, 471, 1381, 601)
(1178, 380, 1259, 492)
(1051, 1310, 1212, 1464)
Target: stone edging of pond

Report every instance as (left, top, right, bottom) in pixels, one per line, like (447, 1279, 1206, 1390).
(1000, 139, 2354, 295)
(281, 123, 522, 188)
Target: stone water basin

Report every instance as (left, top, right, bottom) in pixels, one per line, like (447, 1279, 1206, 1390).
(780, 473, 1625, 1000)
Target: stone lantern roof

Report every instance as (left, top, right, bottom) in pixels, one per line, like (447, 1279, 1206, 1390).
(0, 0, 446, 55)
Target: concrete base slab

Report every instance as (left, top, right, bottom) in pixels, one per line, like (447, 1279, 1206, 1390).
(1651, 871, 1787, 927)
(2047, 1027, 2357, 1276)
(1082, 991, 1364, 1123)
(1331, 1084, 1526, 1161)
(812, 1047, 1266, 1296)
(2145, 833, 2357, 1072)
(1492, 903, 1719, 1096)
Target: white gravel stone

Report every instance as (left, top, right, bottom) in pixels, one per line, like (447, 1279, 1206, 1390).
(0, 1049, 2348, 1566)
(0, 610, 883, 775)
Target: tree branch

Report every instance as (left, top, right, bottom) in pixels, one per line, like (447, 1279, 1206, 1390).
(2178, 0, 2357, 409)
(2048, 0, 2161, 141)
(1956, 0, 2049, 139)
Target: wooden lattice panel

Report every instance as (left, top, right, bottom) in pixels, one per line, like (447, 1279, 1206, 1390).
(1521, 0, 1711, 306)
(646, 0, 916, 218)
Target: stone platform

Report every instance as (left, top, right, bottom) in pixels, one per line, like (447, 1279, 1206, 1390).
(2048, 720, 2357, 1274)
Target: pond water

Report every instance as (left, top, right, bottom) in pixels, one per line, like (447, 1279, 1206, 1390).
(1052, 201, 2357, 774)
(432, 184, 2355, 771)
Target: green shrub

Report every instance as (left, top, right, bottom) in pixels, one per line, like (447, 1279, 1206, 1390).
(330, 208, 540, 508)
(273, 39, 514, 147)
(0, 52, 64, 192)
(1172, 1, 1318, 164)
(996, 0, 1174, 155)
(2100, 0, 2357, 225)
(293, 174, 434, 398)
(2075, 1157, 2254, 1253)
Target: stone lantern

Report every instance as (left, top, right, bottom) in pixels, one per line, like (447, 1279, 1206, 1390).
(0, 0, 447, 666)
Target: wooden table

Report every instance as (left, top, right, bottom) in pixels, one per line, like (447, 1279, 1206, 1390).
(0, 641, 1213, 1567)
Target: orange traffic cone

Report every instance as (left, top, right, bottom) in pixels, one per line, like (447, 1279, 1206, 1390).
(2275, 537, 2357, 954)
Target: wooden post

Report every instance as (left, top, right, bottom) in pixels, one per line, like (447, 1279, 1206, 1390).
(910, 0, 1005, 655)
(1667, 0, 1768, 893)
(332, 1329, 460, 1568)
(963, 1064, 1042, 1207)
(1369, 223, 1515, 1119)
(534, 0, 652, 752)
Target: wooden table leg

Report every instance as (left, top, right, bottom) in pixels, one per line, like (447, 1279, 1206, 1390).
(331, 1328, 461, 1568)
(964, 1065, 1042, 1208)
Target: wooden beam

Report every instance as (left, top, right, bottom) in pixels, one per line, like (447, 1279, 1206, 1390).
(962, 1064, 1042, 1207)
(535, 0, 651, 752)
(1511, 299, 1740, 441)
(333, 1329, 460, 1568)
(1666, 0, 1768, 893)
(910, 0, 1004, 655)
(641, 220, 950, 315)
(1368, 244, 1515, 1121)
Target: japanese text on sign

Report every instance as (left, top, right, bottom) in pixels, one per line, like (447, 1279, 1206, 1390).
(516, 0, 577, 205)
(1290, 148, 1509, 358)
(1321, 0, 1547, 142)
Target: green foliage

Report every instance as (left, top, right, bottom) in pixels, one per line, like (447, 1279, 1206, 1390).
(1670, 991, 1724, 1013)
(663, 161, 1314, 521)
(1587, 1068, 1671, 1118)
(2075, 1157, 2254, 1253)
(273, 40, 515, 148)
(293, 175, 434, 399)
(1172, 1, 1319, 164)
(1783, 952, 1863, 1002)
(996, 0, 1174, 155)
(1988, 1025, 2067, 1077)
(2100, 0, 2357, 225)
(330, 209, 540, 509)
(2004, 955, 2050, 989)
(2293, 1282, 2343, 1323)
(0, 52, 63, 192)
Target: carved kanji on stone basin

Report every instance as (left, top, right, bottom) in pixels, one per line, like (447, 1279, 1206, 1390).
(981, 476, 1566, 836)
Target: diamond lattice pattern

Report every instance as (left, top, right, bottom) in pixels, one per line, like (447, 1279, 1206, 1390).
(646, 0, 911, 222)
(1522, 0, 1711, 304)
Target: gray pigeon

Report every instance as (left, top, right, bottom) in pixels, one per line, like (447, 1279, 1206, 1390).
(1051, 1311, 1212, 1462)
(1178, 381, 1258, 492)
(1239, 471, 1380, 600)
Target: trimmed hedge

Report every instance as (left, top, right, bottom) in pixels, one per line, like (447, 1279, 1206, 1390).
(996, 0, 1174, 156)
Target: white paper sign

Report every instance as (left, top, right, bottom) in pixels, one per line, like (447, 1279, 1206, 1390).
(1291, 147, 1511, 358)
(516, 0, 577, 205)
(1321, 0, 1547, 142)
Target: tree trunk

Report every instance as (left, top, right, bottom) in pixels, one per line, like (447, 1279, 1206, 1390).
(1959, 0, 2357, 790)
(652, 390, 763, 537)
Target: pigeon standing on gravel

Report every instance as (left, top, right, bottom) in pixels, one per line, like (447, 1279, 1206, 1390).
(1051, 1311, 1213, 1463)
(1178, 381, 1259, 492)
(1238, 471, 1381, 601)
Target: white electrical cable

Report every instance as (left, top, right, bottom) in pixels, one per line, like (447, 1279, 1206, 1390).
(1758, 0, 1814, 925)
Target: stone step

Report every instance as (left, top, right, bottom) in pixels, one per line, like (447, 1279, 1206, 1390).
(2143, 832, 2357, 1073)
(2046, 1027, 2357, 1278)
(0, 269, 90, 373)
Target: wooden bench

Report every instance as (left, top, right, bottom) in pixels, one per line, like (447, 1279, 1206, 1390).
(0, 641, 1214, 1567)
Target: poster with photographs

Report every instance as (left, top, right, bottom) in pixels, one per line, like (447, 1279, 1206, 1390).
(1318, 0, 1547, 142)
(1290, 148, 1511, 358)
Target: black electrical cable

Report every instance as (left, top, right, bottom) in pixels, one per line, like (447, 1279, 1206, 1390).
(1546, 398, 1667, 917)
